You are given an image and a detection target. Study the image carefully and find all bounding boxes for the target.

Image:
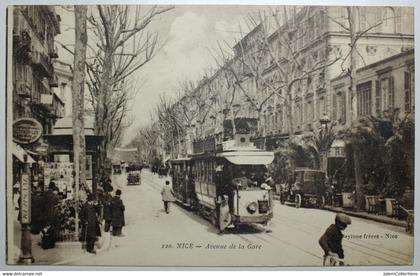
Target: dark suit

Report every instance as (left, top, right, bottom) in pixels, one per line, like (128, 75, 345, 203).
(111, 195, 125, 236)
(80, 201, 101, 253)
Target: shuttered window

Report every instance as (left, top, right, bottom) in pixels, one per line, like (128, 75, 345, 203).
(357, 81, 372, 117)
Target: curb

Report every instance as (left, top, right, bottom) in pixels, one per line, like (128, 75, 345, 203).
(273, 196, 407, 228)
(324, 206, 407, 228)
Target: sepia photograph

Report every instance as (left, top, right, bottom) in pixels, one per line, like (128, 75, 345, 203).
(5, 4, 415, 267)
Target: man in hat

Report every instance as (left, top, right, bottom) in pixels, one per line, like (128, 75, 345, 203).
(161, 181, 175, 214)
(111, 189, 125, 236)
(80, 193, 101, 254)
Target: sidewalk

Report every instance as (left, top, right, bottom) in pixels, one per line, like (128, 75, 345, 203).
(13, 217, 111, 265)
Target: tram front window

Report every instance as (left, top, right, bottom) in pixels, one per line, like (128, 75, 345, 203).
(231, 165, 267, 190)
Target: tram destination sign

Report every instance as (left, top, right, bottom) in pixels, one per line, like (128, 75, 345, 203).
(13, 118, 43, 144)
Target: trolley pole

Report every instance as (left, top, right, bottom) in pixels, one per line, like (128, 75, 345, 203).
(18, 154, 34, 264)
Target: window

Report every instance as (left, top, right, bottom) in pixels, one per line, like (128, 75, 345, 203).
(314, 14, 320, 38)
(382, 7, 396, 34)
(376, 74, 395, 113)
(308, 16, 314, 41)
(333, 89, 347, 124)
(277, 107, 283, 132)
(359, 7, 367, 31)
(316, 95, 326, 119)
(404, 71, 413, 113)
(298, 27, 303, 50)
(357, 81, 372, 117)
(306, 98, 314, 124)
(295, 101, 303, 129)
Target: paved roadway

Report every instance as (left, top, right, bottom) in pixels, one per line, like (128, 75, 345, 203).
(68, 170, 413, 267)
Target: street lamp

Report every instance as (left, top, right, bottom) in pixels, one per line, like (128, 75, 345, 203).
(319, 113, 331, 131)
(318, 113, 331, 174)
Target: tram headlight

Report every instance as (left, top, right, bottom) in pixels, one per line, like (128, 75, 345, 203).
(246, 202, 258, 214)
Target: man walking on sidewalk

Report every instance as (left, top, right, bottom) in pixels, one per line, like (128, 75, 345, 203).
(111, 189, 125, 236)
(161, 180, 175, 214)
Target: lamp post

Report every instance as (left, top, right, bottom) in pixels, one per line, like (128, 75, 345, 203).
(319, 114, 331, 172)
(18, 153, 34, 264)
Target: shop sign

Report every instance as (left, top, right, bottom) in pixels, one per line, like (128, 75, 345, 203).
(13, 118, 43, 145)
(40, 94, 53, 105)
(20, 173, 31, 224)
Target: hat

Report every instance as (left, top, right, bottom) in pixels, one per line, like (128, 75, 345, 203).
(165, 181, 170, 185)
(116, 189, 122, 196)
(87, 193, 95, 201)
(336, 213, 351, 225)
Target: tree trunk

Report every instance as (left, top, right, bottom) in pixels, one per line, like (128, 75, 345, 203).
(353, 149, 364, 210)
(72, 5, 88, 239)
(348, 6, 364, 210)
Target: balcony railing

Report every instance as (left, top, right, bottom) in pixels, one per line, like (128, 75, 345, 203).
(15, 80, 32, 98)
(32, 50, 53, 77)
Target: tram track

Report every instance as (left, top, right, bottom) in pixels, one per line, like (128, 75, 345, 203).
(274, 206, 413, 258)
(272, 209, 411, 265)
(274, 207, 413, 260)
(141, 171, 412, 265)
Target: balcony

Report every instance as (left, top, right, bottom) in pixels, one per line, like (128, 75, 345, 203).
(15, 80, 32, 98)
(49, 75, 59, 88)
(31, 50, 53, 77)
(49, 47, 59, 59)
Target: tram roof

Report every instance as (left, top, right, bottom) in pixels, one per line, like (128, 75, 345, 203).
(217, 150, 274, 165)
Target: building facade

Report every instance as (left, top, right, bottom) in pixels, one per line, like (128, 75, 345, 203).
(53, 60, 73, 117)
(169, 6, 413, 155)
(12, 6, 64, 135)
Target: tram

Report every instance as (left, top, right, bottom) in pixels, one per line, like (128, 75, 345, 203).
(171, 133, 274, 231)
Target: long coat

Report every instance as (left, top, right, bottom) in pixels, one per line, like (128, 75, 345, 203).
(161, 185, 175, 202)
(111, 196, 125, 227)
(80, 201, 101, 240)
(102, 193, 113, 221)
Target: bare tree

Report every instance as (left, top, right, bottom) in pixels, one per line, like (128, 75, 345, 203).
(72, 5, 88, 240)
(58, 5, 173, 167)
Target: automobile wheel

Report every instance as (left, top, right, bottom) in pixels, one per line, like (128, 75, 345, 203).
(295, 194, 302, 208)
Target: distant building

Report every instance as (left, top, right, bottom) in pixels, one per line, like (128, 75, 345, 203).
(53, 60, 73, 117)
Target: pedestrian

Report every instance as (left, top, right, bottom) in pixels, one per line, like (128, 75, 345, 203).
(111, 189, 125, 236)
(160, 180, 175, 214)
(319, 213, 352, 266)
(101, 191, 113, 232)
(80, 193, 101, 254)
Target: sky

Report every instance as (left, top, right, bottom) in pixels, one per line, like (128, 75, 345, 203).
(55, 5, 270, 145)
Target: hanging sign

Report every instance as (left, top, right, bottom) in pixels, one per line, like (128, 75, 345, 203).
(13, 118, 43, 145)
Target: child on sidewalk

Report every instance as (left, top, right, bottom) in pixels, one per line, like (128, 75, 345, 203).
(319, 213, 352, 266)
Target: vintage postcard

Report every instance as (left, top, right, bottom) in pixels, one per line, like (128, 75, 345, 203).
(6, 4, 414, 267)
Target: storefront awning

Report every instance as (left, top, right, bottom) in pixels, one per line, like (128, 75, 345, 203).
(13, 143, 35, 164)
(218, 151, 274, 165)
